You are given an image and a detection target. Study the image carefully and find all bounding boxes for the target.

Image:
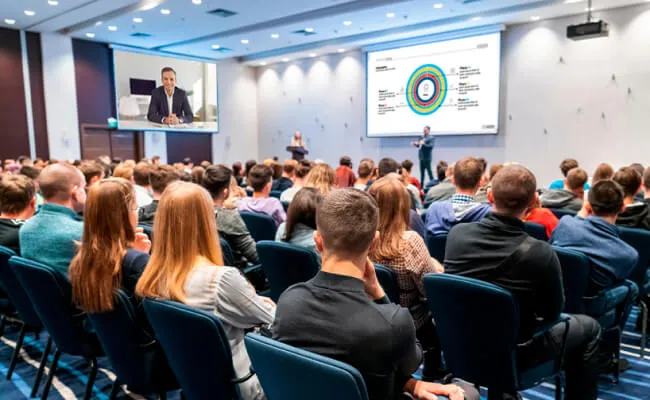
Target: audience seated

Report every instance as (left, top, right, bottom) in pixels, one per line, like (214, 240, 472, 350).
(280, 160, 312, 202)
(354, 160, 373, 190)
(19, 163, 86, 274)
(243, 159, 257, 187)
(136, 181, 274, 400)
(474, 163, 503, 203)
(78, 161, 105, 190)
(445, 165, 601, 400)
(335, 156, 356, 189)
(191, 166, 205, 185)
(368, 178, 444, 377)
(272, 188, 475, 400)
(524, 195, 559, 238)
(613, 166, 650, 230)
(112, 163, 134, 181)
(275, 188, 323, 259)
(402, 159, 422, 193)
(232, 161, 244, 186)
(0, 175, 36, 254)
(592, 163, 614, 185)
(138, 165, 181, 226)
(425, 157, 491, 235)
(133, 162, 154, 208)
(541, 167, 588, 212)
(271, 160, 296, 192)
(549, 158, 590, 190)
(551, 180, 638, 293)
(399, 165, 423, 210)
(225, 175, 247, 209)
(202, 165, 259, 268)
(304, 163, 336, 195)
(424, 162, 455, 205)
(238, 164, 286, 226)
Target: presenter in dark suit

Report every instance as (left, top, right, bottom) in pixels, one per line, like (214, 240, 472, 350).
(147, 67, 194, 125)
(411, 125, 435, 185)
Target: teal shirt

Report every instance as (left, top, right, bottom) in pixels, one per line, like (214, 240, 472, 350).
(19, 203, 83, 275)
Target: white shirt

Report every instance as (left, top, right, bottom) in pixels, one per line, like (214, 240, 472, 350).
(163, 88, 174, 123)
(134, 184, 153, 208)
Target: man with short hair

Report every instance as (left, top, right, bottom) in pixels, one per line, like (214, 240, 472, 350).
(401, 159, 422, 192)
(335, 156, 356, 189)
(272, 160, 296, 192)
(202, 165, 259, 268)
(78, 161, 105, 189)
(133, 162, 154, 207)
(238, 165, 286, 226)
(425, 157, 491, 235)
(138, 165, 181, 225)
(147, 67, 194, 125)
(273, 188, 476, 400)
(0, 175, 36, 254)
(19, 164, 86, 274)
(613, 167, 650, 230)
(280, 160, 312, 202)
(550, 158, 583, 189)
(354, 160, 373, 190)
(541, 167, 588, 212)
(446, 165, 601, 400)
(412, 126, 435, 186)
(424, 162, 455, 206)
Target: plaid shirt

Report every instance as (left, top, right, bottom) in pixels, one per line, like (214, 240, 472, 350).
(371, 231, 440, 329)
(450, 194, 476, 205)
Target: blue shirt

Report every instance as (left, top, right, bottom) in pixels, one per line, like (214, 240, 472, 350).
(19, 203, 84, 275)
(550, 216, 637, 291)
(418, 135, 435, 161)
(549, 179, 590, 191)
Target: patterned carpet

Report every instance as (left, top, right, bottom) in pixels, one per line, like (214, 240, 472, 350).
(0, 308, 648, 399)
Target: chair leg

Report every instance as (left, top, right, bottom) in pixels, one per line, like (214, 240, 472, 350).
(7, 324, 26, 379)
(30, 337, 52, 398)
(640, 301, 648, 358)
(41, 350, 61, 400)
(83, 358, 98, 400)
(554, 375, 562, 400)
(0, 315, 6, 338)
(159, 392, 167, 400)
(109, 379, 120, 400)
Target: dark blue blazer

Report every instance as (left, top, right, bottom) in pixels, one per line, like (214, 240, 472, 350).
(146, 86, 194, 124)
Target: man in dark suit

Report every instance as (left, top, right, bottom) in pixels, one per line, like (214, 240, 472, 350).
(146, 67, 194, 125)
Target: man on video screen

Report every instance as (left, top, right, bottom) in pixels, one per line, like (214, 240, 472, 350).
(147, 66, 194, 125)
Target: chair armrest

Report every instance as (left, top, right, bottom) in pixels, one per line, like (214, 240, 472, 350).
(519, 314, 571, 372)
(231, 368, 256, 384)
(242, 264, 262, 275)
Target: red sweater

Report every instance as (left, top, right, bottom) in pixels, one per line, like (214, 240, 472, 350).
(335, 166, 356, 188)
(525, 208, 559, 238)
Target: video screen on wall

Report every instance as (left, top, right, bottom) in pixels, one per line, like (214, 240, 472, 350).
(113, 50, 218, 132)
(366, 32, 501, 137)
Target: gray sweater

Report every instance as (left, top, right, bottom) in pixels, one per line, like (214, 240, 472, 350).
(215, 208, 259, 267)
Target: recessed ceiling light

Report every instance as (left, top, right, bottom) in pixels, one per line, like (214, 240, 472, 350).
(133, 17, 143, 23)
(141, 2, 158, 11)
(433, 3, 444, 9)
(309, 53, 317, 57)
(471, 16, 481, 21)
(386, 12, 395, 18)
(241, 39, 249, 44)
(211, 44, 220, 49)
(192, 0, 202, 4)
(282, 58, 290, 62)
(95, 21, 103, 26)
(343, 20, 352, 26)
(584, 7, 594, 11)
(271, 33, 279, 39)
(160, 9, 170, 15)
(86, 33, 95, 38)
(305, 27, 314, 32)
(564, 0, 584, 3)
(4, 19, 16, 25)
(24, 10, 35, 16)
(108, 25, 118, 31)
(48, 0, 59, 5)
(531, 16, 541, 21)
(337, 48, 345, 53)
(260, 62, 267, 66)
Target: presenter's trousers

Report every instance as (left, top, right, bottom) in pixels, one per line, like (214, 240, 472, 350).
(420, 159, 433, 186)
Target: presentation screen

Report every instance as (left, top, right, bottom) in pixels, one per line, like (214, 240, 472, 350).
(113, 50, 218, 132)
(366, 32, 501, 137)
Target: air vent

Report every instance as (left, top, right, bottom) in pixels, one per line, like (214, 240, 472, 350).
(207, 8, 238, 18)
(292, 29, 316, 36)
(456, 0, 481, 4)
(211, 47, 232, 53)
(130, 32, 151, 38)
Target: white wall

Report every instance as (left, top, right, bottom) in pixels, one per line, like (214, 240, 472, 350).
(40, 33, 81, 161)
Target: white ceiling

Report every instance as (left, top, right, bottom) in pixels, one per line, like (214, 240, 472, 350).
(1, 0, 648, 64)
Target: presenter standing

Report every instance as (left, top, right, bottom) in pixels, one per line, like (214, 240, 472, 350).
(289, 131, 308, 161)
(291, 131, 306, 149)
(147, 67, 194, 125)
(411, 126, 435, 186)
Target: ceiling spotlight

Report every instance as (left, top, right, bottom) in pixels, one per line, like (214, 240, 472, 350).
(211, 44, 220, 49)
(282, 58, 290, 62)
(584, 7, 594, 11)
(192, 0, 202, 4)
(86, 33, 95, 38)
(108, 25, 118, 31)
(309, 53, 317, 57)
(271, 33, 279, 39)
(48, 0, 59, 5)
(24, 10, 35, 16)
(160, 9, 170, 15)
(433, 3, 444, 8)
(386, 12, 395, 18)
(95, 21, 103, 26)
(305, 27, 314, 32)
(4, 19, 16, 25)
(343, 20, 352, 26)
(471, 16, 482, 21)
(337, 48, 345, 53)
(141, 2, 158, 10)
(531, 16, 541, 21)
(241, 39, 249, 44)
(133, 17, 143, 23)
(260, 62, 267, 66)
(564, 0, 584, 3)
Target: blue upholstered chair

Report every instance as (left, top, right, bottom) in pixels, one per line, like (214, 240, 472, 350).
(10, 257, 104, 400)
(270, 190, 282, 199)
(256, 241, 320, 302)
(246, 189, 254, 197)
(425, 233, 447, 263)
(548, 208, 577, 219)
(523, 222, 548, 241)
(143, 298, 255, 400)
(88, 290, 179, 399)
(423, 274, 569, 399)
(240, 212, 278, 242)
(220, 237, 235, 266)
(245, 333, 369, 400)
(373, 264, 400, 304)
(281, 201, 290, 212)
(0, 247, 51, 397)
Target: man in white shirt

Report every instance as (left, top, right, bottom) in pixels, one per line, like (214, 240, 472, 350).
(146, 67, 193, 125)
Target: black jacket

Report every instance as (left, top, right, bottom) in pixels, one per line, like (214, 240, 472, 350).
(616, 200, 650, 230)
(147, 86, 194, 124)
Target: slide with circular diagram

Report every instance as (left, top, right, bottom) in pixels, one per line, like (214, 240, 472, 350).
(367, 32, 501, 137)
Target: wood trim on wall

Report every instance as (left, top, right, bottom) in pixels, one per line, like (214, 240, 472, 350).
(26, 32, 49, 160)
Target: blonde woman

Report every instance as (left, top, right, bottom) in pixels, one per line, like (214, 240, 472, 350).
(304, 163, 336, 195)
(136, 181, 274, 400)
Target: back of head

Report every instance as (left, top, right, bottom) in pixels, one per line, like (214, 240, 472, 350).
(19, 166, 41, 180)
(316, 188, 378, 257)
(150, 165, 181, 194)
(339, 156, 352, 168)
(357, 160, 373, 179)
(249, 164, 273, 192)
(191, 166, 205, 185)
(491, 165, 537, 218)
(378, 158, 400, 178)
(305, 163, 336, 194)
(453, 157, 484, 191)
(284, 188, 324, 240)
(183, 157, 193, 166)
(0, 174, 35, 215)
(401, 159, 414, 173)
(78, 161, 104, 184)
(592, 163, 614, 185)
(560, 158, 579, 177)
(202, 164, 232, 199)
(133, 162, 152, 186)
(137, 182, 223, 302)
(644, 168, 650, 192)
(360, 158, 375, 170)
(283, 160, 297, 175)
(368, 177, 411, 260)
(630, 163, 645, 178)
(613, 166, 642, 198)
(112, 163, 134, 181)
(232, 161, 243, 176)
(565, 168, 588, 191)
(270, 162, 283, 180)
(436, 161, 448, 182)
(489, 164, 504, 181)
(245, 159, 257, 174)
(295, 160, 313, 179)
(39, 163, 84, 202)
(588, 180, 624, 217)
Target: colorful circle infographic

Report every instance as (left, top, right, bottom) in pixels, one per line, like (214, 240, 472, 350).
(406, 64, 447, 115)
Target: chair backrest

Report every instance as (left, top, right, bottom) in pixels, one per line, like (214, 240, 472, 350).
(10, 257, 91, 356)
(246, 189, 253, 197)
(618, 226, 650, 293)
(373, 264, 400, 304)
(0, 247, 41, 328)
(553, 247, 590, 314)
(425, 233, 447, 262)
(281, 201, 290, 212)
(245, 333, 369, 400)
(240, 212, 278, 242)
(256, 241, 320, 302)
(220, 238, 235, 266)
(269, 190, 282, 199)
(548, 208, 577, 219)
(423, 274, 519, 392)
(523, 222, 548, 241)
(143, 298, 239, 400)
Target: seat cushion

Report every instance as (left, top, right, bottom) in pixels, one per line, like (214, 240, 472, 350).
(585, 285, 629, 317)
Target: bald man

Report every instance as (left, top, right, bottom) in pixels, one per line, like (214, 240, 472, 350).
(20, 163, 86, 274)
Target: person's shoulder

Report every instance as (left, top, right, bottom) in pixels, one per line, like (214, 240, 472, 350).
(124, 248, 150, 264)
(175, 87, 187, 96)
